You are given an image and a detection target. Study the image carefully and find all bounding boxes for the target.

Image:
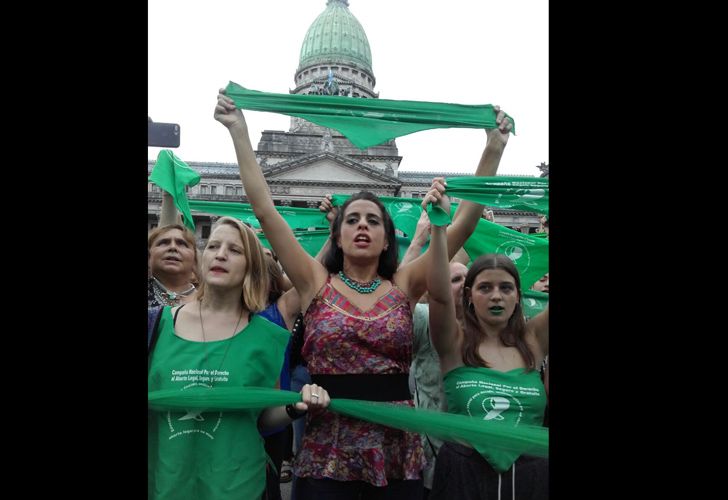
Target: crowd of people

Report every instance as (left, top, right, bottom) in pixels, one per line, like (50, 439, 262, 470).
(146, 87, 549, 500)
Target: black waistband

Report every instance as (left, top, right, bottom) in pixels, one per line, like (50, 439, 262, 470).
(310, 373, 411, 402)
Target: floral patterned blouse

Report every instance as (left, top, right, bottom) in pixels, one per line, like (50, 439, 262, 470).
(295, 276, 425, 486)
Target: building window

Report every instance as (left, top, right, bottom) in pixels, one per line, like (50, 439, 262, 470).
(210, 185, 217, 195)
(201, 224, 211, 239)
(200, 185, 209, 195)
(225, 186, 235, 196)
(236, 186, 243, 196)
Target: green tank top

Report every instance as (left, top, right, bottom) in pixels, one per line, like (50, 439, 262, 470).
(148, 307, 290, 500)
(443, 365, 546, 472)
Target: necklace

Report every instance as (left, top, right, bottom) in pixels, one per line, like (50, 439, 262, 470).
(338, 270, 382, 294)
(152, 277, 196, 306)
(198, 302, 244, 387)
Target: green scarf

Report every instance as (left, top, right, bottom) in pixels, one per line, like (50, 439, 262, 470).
(224, 82, 515, 150)
(148, 150, 200, 230)
(149, 386, 547, 460)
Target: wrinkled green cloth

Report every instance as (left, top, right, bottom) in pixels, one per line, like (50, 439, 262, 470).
(522, 289, 549, 319)
(224, 82, 515, 150)
(148, 150, 200, 230)
(186, 195, 548, 278)
(148, 386, 547, 460)
(445, 176, 549, 215)
(188, 200, 329, 230)
(464, 219, 549, 289)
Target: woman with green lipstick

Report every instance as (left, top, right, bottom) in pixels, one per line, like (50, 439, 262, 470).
(422, 190, 549, 500)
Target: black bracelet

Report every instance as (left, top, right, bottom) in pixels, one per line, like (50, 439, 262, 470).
(285, 404, 307, 420)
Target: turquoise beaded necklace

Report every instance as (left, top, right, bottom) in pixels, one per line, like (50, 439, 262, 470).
(338, 271, 382, 294)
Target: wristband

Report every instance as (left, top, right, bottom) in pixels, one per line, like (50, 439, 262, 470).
(285, 403, 307, 420)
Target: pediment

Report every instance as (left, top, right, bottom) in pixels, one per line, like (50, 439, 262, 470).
(263, 152, 399, 185)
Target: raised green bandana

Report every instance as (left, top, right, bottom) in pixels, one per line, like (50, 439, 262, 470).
(224, 82, 515, 150)
(445, 176, 549, 216)
(148, 150, 201, 230)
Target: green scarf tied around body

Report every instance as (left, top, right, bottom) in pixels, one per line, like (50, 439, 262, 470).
(148, 386, 547, 459)
(224, 82, 515, 150)
(148, 150, 201, 231)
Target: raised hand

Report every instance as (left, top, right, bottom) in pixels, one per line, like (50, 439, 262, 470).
(485, 105, 514, 149)
(412, 209, 432, 246)
(214, 88, 246, 131)
(421, 177, 451, 222)
(319, 194, 338, 224)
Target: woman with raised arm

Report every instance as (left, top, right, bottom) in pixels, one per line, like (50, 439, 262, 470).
(148, 216, 330, 500)
(214, 88, 512, 499)
(423, 191, 549, 500)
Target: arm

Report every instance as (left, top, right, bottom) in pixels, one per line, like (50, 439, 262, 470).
(276, 272, 293, 294)
(397, 107, 513, 301)
(422, 192, 462, 372)
(443, 106, 512, 257)
(215, 89, 328, 307)
(275, 287, 302, 331)
(399, 209, 430, 269)
(158, 191, 182, 227)
(258, 383, 330, 431)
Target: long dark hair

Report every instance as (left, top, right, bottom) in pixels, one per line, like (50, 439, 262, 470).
(322, 191, 399, 279)
(461, 253, 535, 371)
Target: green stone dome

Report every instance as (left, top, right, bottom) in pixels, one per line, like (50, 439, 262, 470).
(298, 0, 373, 74)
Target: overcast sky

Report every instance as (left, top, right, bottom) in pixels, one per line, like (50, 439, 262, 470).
(148, 0, 548, 176)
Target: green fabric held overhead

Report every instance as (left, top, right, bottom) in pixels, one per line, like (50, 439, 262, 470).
(188, 200, 330, 230)
(522, 289, 549, 319)
(464, 219, 549, 290)
(445, 176, 549, 216)
(149, 150, 201, 231)
(224, 82, 515, 150)
(148, 386, 547, 461)
(427, 205, 452, 227)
